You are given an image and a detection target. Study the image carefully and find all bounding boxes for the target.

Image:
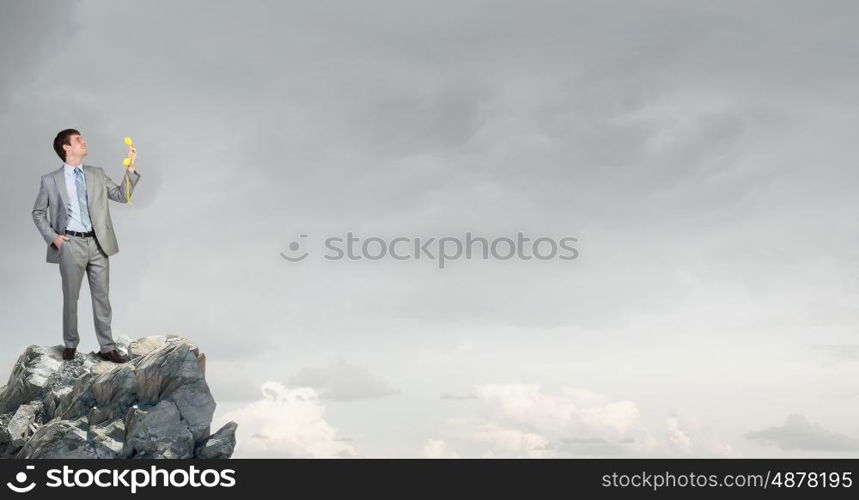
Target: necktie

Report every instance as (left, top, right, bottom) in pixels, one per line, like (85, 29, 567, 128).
(74, 168, 92, 230)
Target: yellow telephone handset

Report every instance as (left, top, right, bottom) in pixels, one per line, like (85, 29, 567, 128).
(122, 136, 134, 204)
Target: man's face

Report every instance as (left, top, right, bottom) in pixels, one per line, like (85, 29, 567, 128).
(64, 134, 88, 160)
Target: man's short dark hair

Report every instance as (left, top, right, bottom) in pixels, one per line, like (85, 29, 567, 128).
(53, 128, 80, 162)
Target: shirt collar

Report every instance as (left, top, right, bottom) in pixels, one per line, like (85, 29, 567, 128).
(63, 162, 84, 174)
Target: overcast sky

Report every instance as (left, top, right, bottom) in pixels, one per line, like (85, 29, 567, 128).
(2, 0, 858, 457)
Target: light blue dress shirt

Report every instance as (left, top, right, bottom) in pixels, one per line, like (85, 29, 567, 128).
(62, 162, 92, 232)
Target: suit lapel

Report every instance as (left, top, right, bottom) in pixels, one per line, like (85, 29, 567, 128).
(52, 167, 69, 209)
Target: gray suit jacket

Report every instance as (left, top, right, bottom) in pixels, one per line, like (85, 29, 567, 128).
(32, 164, 141, 264)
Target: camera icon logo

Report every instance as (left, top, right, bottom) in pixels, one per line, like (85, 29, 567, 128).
(6, 465, 36, 493)
(280, 234, 309, 262)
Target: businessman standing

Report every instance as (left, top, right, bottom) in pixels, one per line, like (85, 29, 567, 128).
(32, 129, 141, 363)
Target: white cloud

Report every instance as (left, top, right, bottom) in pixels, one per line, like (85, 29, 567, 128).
(217, 381, 357, 458)
(437, 384, 732, 457)
(666, 416, 691, 451)
(472, 384, 645, 443)
(665, 416, 734, 457)
(421, 439, 460, 458)
(466, 422, 553, 458)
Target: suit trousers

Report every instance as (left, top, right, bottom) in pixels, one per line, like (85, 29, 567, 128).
(58, 234, 116, 353)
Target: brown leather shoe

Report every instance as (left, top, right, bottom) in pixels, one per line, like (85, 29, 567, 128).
(97, 349, 127, 363)
(62, 347, 76, 360)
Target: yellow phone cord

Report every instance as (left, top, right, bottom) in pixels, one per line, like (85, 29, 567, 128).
(123, 136, 134, 204)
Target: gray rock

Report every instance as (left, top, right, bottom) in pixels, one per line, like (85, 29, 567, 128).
(127, 335, 199, 360)
(54, 373, 97, 421)
(115, 334, 135, 357)
(122, 401, 195, 459)
(89, 362, 138, 421)
(195, 421, 238, 459)
(42, 385, 73, 421)
(17, 417, 96, 459)
(166, 379, 215, 441)
(0, 346, 62, 413)
(127, 335, 173, 359)
(89, 418, 125, 458)
(134, 343, 204, 402)
(7, 401, 43, 447)
(0, 335, 236, 459)
(0, 412, 11, 446)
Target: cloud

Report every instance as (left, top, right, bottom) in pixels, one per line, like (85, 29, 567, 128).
(436, 384, 732, 457)
(465, 421, 555, 458)
(438, 384, 650, 457)
(421, 439, 460, 458)
(287, 359, 398, 401)
(663, 415, 732, 457)
(476, 384, 645, 441)
(666, 416, 691, 450)
(440, 392, 477, 400)
(216, 381, 357, 457)
(745, 414, 859, 451)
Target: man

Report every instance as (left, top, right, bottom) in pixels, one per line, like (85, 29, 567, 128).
(32, 129, 141, 363)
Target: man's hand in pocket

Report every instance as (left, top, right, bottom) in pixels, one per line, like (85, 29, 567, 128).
(52, 235, 70, 249)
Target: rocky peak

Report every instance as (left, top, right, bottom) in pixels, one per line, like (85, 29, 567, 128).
(0, 335, 237, 459)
